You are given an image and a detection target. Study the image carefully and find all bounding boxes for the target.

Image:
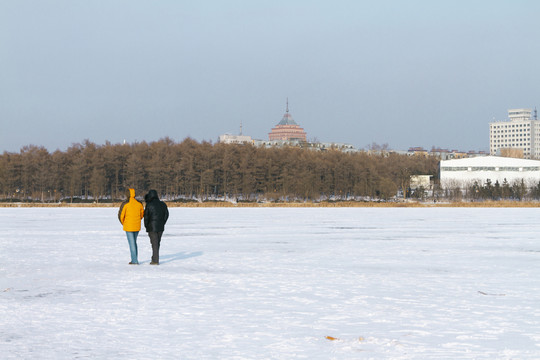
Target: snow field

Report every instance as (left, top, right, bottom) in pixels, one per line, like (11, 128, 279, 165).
(1, 207, 540, 359)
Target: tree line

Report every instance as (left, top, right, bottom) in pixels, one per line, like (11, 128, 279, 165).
(0, 138, 440, 203)
(442, 178, 540, 202)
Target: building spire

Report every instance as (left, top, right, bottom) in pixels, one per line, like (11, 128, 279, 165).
(286, 98, 289, 113)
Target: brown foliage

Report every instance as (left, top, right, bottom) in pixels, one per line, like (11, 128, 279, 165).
(0, 138, 439, 202)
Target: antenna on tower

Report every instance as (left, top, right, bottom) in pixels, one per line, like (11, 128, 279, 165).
(286, 97, 289, 113)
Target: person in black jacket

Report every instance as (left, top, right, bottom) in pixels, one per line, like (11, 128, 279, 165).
(144, 189, 169, 265)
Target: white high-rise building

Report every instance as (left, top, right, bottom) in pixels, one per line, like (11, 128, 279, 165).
(489, 108, 540, 159)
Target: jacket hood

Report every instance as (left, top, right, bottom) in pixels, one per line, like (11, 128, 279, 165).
(146, 189, 159, 202)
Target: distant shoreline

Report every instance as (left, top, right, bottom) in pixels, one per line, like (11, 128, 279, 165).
(1, 201, 539, 208)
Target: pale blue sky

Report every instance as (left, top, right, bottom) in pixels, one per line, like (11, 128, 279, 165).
(2, 0, 540, 152)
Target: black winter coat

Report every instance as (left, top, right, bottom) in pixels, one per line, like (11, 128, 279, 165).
(144, 190, 169, 233)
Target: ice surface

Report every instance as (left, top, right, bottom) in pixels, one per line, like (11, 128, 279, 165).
(1, 207, 540, 359)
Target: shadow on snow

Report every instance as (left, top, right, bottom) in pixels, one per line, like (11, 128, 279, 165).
(158, 251, 203, 264)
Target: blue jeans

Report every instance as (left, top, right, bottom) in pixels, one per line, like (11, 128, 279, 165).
(126, 231, 139, 264)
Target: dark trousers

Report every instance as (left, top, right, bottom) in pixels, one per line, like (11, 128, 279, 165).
(148, 231, 163, 264)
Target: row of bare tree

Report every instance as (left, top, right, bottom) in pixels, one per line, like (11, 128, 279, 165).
(441, 178, 540, 202)
(0, 138, 439, 202)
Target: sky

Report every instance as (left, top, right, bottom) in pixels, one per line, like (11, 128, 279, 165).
(2, 0, 540, 153)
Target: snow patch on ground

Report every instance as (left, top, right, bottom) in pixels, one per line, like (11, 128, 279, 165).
(1, 207, 540, 359)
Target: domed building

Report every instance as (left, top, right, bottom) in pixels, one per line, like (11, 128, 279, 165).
(268, 101, 307, 141)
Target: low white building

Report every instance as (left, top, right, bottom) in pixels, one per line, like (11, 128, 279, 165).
(440, 156, 540, 188)
(218, 134, 253, 145)
(410, 175, 432, 190)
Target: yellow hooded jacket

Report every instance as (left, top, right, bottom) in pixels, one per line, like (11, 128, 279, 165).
(118, 189, 144, 232)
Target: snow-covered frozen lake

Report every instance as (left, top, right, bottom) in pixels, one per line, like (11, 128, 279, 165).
(1, 207, 540, 359)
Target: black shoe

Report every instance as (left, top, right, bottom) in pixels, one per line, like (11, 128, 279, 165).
(129, 262, 139, 265)
(149, 262, 159, 265)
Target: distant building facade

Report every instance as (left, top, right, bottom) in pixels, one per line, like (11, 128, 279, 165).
(406, 147, 487, 160)
(410, 175, 433, 190)
(253, 139, 357, 152)
(268, 101, 307, 142)
(219, 100, 491, 156)
(489, 108, 540, 159)
(218, 134, 252, 145)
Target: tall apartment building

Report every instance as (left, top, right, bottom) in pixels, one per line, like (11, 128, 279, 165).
(489, 108, 540, 159)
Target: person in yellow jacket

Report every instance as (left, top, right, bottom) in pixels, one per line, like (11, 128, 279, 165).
(118, 188, 144, 265)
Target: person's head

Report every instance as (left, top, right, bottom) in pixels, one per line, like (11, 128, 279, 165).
(146, 189, 159, 202)
(126, 188, 135, 199)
